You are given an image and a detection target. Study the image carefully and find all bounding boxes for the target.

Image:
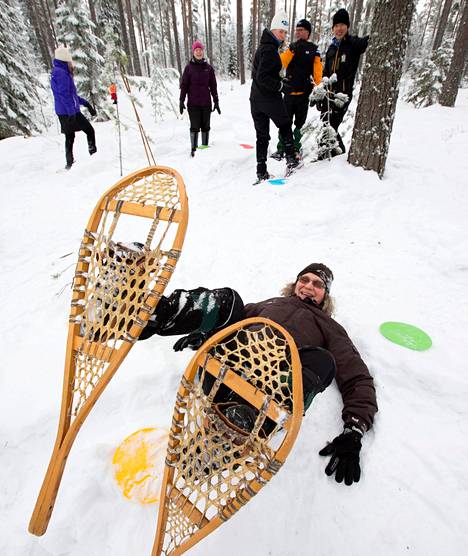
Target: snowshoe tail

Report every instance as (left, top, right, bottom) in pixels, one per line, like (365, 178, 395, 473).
(152, 318, 303, 556)
(28, 166, 189, 537)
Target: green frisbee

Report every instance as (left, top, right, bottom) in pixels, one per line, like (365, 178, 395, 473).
(379, 322, 432, 351)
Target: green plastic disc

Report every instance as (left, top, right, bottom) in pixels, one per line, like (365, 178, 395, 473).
(379, 322, 432, 351)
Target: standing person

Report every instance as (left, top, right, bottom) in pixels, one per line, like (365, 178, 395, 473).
(50, 46, 97, 170)
(271, 19, 322, 160)
(179, 40, 220, 157)
(250, 12, 300, 182)
(319, 8, 369, 156)
(140, 262, 377, 486)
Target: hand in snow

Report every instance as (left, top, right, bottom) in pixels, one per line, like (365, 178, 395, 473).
(173, 331, 210, 352)
(319, 427, 362, 485)
(212, 101, 221, 115)
(179, 101, 185, 115)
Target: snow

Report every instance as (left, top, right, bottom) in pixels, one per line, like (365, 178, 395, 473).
(1, 80, 468, 556)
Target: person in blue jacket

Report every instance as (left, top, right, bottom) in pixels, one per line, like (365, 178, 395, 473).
(50, 46, 97, 170)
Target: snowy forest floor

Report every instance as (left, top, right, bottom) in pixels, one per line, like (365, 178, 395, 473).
(1, 79, 468, 556)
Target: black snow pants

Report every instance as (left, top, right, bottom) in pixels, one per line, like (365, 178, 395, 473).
(59, 112, 96, 166)
(250, 96, 295, 170)
(188, 106, 212, 133)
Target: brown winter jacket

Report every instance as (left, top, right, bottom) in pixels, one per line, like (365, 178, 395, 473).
(244, 295, 378, 431)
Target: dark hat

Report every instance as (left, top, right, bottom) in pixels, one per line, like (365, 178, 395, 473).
(297, 263, 334, 292)
(332, 8, 350, 27)
(296, 19, 312, 36)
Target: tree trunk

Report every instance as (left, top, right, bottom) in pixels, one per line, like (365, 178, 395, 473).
(237, 0, 246, 83)
(188, 0, 194, 47)
(440, 0, 468, 107)
(116, 0, 133, 73)
(208, 0, 213, 63)
(252, 0, 258, 58)
(156, 0, 167, 70)
(270, 0, 276, 23)
(432, 0, 453, 50)
(181, 0, 189, 62)
(348, 0, 415, 178)
(25, 0, 51, 69)
(171, 0, 183, 74)
(137, 0, 151, 75)
(352, 0, 364, 33)
(125, 0, 142, 75)
(166, 4, 175, 68)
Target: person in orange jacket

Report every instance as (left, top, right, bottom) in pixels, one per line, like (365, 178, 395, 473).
(271, 19, 322, 160)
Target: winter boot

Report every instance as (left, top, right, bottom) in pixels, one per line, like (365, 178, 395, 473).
(270, 150, 285, 161)
(190, 131, 198, 157)
(219, 403, 257, 433)
(201, 131, 209, 147)
(286, 154, 300, 171)
(256, 161, 270, 182)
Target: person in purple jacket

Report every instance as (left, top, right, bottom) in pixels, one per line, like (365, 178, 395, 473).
(50, 46, 97, 170)
(179, 40, 220, 157)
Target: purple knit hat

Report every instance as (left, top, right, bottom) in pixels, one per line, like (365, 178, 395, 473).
(192, 40, 204, 52)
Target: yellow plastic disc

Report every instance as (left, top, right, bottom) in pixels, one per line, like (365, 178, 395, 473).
(112, 427, 168, 504)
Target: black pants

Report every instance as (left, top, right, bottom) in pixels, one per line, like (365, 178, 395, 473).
(188, 106, 211, 132)
(250, 97, 294, 167)
(320, 102, 349, 154)
(59, 112, 96, 165)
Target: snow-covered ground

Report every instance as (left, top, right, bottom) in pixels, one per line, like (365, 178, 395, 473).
(1, 80, 468, 556)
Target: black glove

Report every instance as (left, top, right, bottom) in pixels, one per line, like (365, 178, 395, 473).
(173, 331, 210, 352)
(280, 79, 294, 94)
(212, 101, 221, 114)
(88, 105, 97, 117)
(179, 101, 185, 115)
(319, 427, 363, 485)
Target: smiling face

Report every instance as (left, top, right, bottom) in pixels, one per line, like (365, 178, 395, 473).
(193, 47, 204, 60)
(271, 28, 287, 43)
(294, 272, 326, 305)
(333, 23, 348, 40)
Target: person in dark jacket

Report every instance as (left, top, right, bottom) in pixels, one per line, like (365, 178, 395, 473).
(180, 40, 220, 157)
(250, 12, 300, 182)
(140, 261, 377, 486)
(50, 46, 97, 170)
(271, 19, 323, 160)
(319, 8, 369, 155)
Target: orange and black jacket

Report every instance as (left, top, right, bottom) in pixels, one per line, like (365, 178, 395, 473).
(323, 33, 369, 99)
(280, 39, 322, 95)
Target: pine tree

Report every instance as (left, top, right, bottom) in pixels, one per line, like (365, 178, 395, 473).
(55, 0, 109, 119)
(404, 41, 453, 107)
(0, 0, 47, 139)
(149, 67, 179, 121)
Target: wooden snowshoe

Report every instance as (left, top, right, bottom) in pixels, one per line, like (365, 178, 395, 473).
(29, 165, 189, 536)
(152, 317, 303, 555)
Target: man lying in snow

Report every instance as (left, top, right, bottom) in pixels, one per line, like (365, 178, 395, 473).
(139, 262, 378, 486)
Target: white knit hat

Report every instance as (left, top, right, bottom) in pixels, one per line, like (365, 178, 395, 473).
(270, 12, 289, 31)
(54, 46, 72, 63)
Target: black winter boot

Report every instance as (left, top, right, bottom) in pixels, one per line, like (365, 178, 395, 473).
(256, 161, 270, 181)
(201, 131, 209, 146)
(190, 131, 198, 157)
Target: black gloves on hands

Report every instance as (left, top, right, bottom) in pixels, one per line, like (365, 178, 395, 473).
(319, 427, 363, 485)
(88, 105, 97, 117)
(212, 101, 221, 114)
(179, 101, 185, 115)
(173, 331, 210, 352)
(280, 78, 294, 94)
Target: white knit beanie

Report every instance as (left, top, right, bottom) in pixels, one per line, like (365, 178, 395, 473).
(54, 46, 72, 63)
(270, 12, 289, 31)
